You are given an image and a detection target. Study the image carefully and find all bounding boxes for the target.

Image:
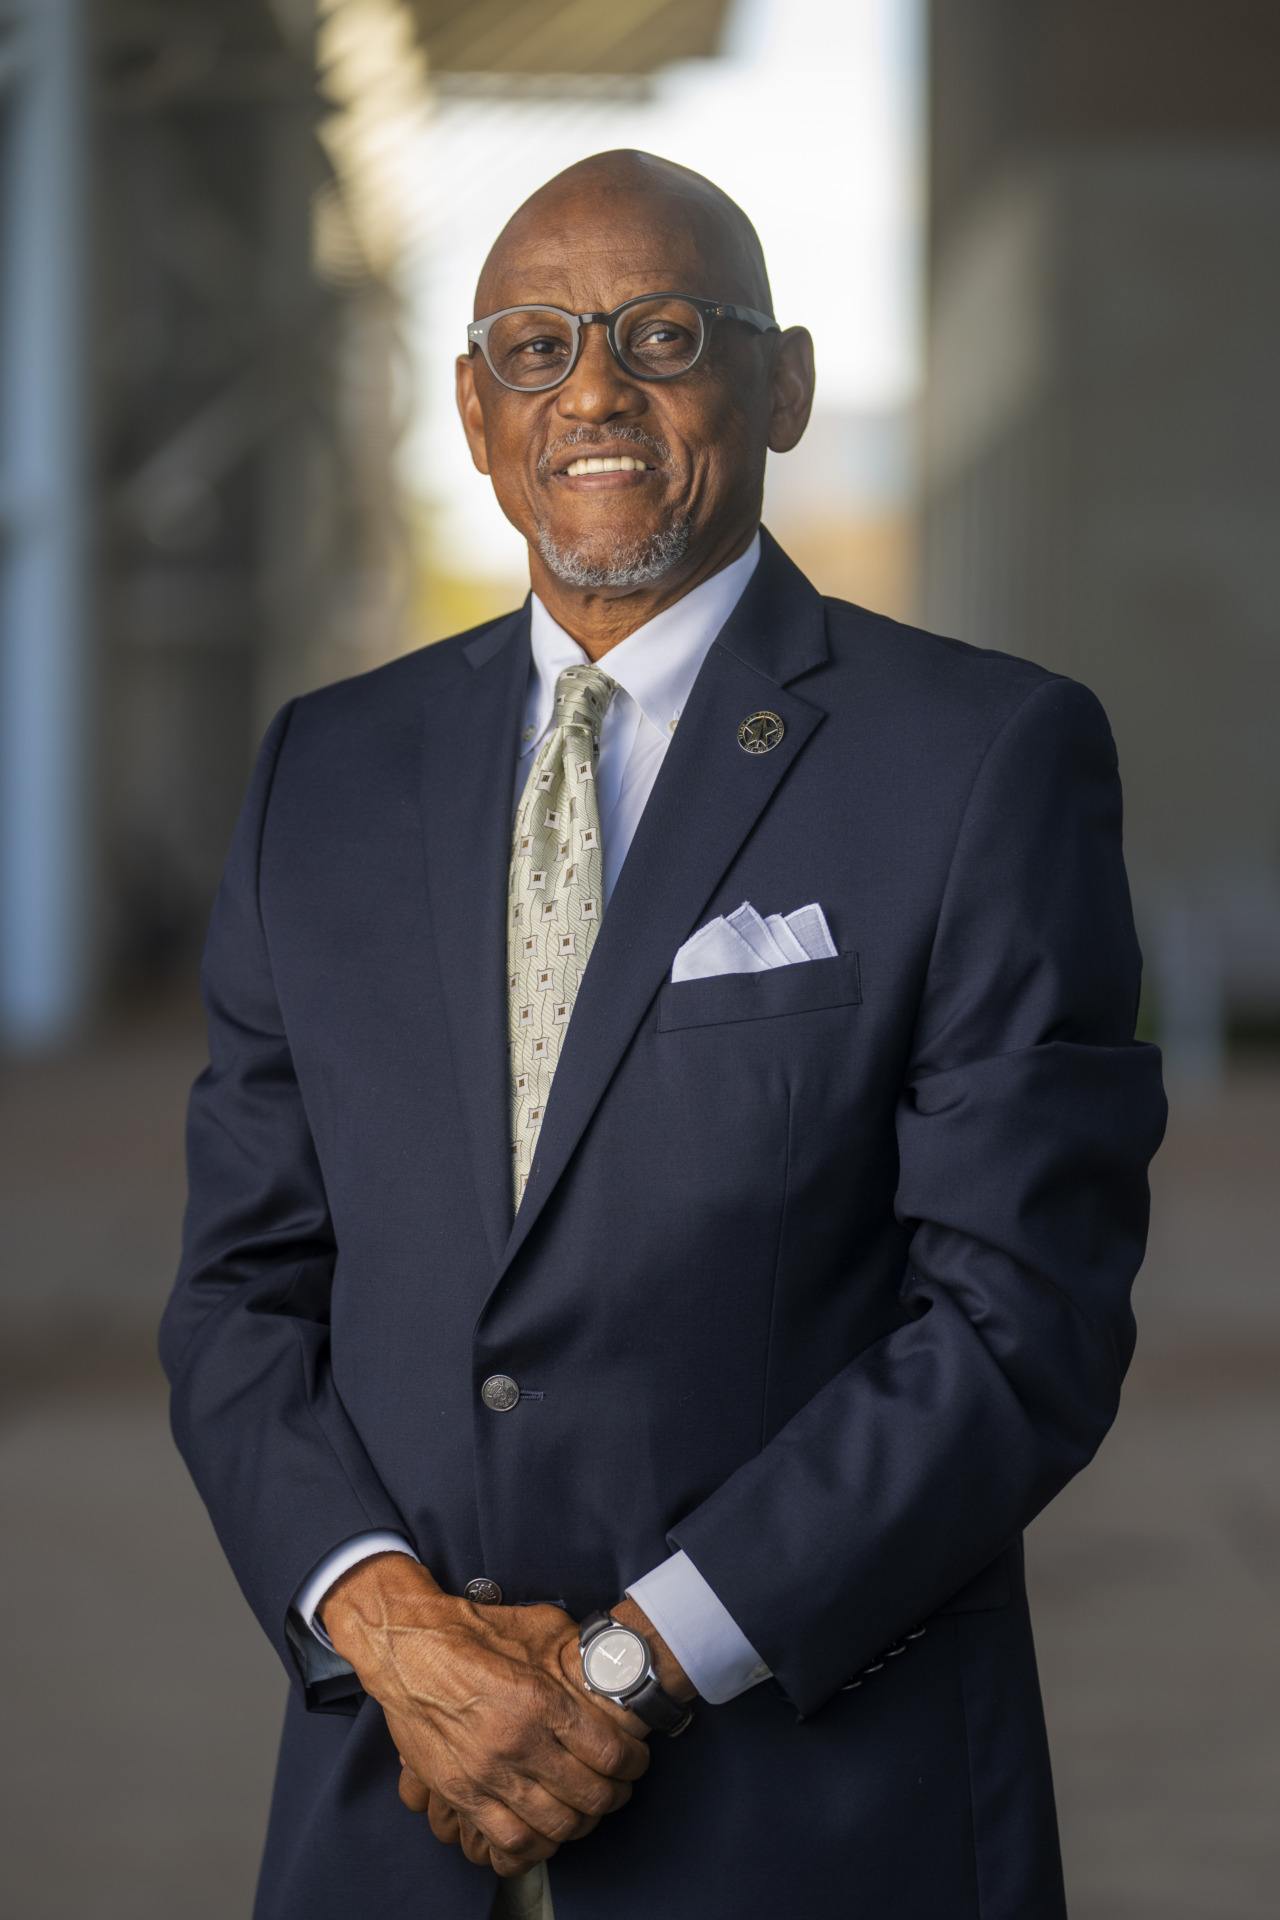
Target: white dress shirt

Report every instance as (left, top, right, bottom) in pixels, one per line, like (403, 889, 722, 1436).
(290, 526, 773, 1706)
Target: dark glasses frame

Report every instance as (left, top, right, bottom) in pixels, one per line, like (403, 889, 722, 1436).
(464, 290, 780, 392)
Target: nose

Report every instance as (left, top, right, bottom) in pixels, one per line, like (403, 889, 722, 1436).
(554, 319, 645, 425)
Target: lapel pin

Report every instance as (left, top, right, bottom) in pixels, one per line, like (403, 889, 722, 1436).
(737, 709, 785, 754)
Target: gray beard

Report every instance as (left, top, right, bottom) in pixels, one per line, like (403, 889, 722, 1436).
(535, 512, 693, 589)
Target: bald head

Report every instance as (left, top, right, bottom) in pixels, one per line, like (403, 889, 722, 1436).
(473, 149, 773, 320)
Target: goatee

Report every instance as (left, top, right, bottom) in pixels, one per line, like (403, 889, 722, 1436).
(535, 513, 693, 589)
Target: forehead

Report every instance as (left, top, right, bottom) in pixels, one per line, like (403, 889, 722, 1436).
(480, 192, 741, 314)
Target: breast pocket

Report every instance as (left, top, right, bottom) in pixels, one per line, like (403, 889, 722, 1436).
(655, 949, 863, 1031)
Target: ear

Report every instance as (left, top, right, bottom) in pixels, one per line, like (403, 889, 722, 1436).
(766, 326, 815, 455)
(455, 353, 492, 476)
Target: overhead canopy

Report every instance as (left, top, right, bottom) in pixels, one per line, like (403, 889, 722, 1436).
(405, 0, 734, 81)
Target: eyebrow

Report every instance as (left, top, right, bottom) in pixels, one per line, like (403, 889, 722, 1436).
(481, 273, 701, 311)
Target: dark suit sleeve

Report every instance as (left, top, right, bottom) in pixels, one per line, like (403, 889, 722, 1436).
(158, 698, 412, 1716)
(666, 675, 1169, 1719)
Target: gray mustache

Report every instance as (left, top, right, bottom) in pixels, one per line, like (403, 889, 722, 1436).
(539, 427, 668, 475)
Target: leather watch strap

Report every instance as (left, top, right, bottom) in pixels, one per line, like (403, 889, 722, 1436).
(625, 1671, 694, 1737)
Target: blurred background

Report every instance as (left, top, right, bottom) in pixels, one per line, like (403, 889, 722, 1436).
(1, 1, 1276, 1914)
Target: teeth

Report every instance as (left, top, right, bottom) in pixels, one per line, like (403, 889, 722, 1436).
(564, 455, 649, 476)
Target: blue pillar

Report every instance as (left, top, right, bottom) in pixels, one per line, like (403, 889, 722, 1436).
(0, 0, 92, 1048)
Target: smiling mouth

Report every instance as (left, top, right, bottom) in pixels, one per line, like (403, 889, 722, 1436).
(551, 453, 659, 491)
(561, 454, 651, 476)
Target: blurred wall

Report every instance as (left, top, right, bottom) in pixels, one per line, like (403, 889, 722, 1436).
(0, 0, 409, 1050)
(920, 0, 1280, 1078)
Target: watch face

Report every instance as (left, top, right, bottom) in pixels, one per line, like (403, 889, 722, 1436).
(584, 1627, 647, 1695)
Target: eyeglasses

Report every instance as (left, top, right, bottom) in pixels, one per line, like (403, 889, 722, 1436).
(465, 291, 779, 393)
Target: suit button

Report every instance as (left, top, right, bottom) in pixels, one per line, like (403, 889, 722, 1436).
(464, 1576, 503, 1604)
(481, 1372, 520, 1412)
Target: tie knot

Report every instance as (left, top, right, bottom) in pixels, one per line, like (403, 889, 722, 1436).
(553, 664, 617, 737)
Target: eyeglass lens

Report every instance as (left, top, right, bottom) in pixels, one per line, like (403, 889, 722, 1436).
(486, 298, 705, 389)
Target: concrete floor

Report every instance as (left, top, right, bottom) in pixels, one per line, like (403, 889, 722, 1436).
(1, 999, 1277, 1918)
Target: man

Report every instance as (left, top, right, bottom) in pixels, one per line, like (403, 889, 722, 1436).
(159, 149, 1168, 1920)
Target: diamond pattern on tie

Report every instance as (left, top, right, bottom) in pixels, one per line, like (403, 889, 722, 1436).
(508, 662, 618, 1212)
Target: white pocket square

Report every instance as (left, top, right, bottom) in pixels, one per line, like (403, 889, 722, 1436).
(671, 900, 836, 982)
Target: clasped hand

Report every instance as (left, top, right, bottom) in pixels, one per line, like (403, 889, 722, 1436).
(324, 1562, 652, 1880)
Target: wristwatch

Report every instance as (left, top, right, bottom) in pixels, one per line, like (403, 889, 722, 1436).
(577, 1610, 695, 1737)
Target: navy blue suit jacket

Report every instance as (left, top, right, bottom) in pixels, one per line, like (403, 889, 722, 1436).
(159, 525, 1168, 1919)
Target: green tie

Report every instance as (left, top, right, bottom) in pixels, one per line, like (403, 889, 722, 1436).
(508, 662, 619, 1212)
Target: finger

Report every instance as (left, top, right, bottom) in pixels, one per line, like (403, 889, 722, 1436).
(505, 1750, 631, 1835)
(467, 1795, 556, 1868)
(456, 1815, 491, 1868)
(426, 1790, 462, 1846)
(490, 1844, 553, 1880)
(548, 1702, 652, 1785)
(540, 1739, 639, 1818)
(397, 1765, 432, 1815)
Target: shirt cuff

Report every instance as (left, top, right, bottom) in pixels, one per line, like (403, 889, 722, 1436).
(625, 1549, 772, 1704)
(291, 1530, 421, 1652)
(284, 1605, 368, 1700)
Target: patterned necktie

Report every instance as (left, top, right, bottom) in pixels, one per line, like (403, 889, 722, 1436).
(508, 661, 619, 1212)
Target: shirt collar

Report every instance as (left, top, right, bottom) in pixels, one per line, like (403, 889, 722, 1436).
(520, 527, 762, 756)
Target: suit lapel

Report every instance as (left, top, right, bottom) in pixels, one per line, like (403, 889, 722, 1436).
(419, 597, 532, 1270)
(481, 525, 831, 1302)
